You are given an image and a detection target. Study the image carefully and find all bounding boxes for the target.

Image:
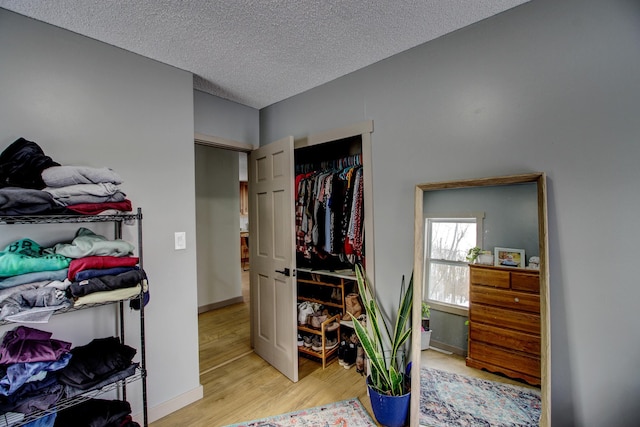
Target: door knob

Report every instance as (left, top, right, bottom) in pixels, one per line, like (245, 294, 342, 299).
(275, 268, 291, 277)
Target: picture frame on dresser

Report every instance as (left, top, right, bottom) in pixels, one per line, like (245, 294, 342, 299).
(494, 247, 525, 268)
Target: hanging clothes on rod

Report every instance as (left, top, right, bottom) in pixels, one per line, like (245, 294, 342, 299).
(295, 155, 364, 270)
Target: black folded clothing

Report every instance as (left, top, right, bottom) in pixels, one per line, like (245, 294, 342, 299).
(58, 337, 136, 391)
(53, 398, 134, 427)
(0, 137, 60, 189)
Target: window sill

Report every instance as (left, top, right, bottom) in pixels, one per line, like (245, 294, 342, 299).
(426, 300, 469, 317)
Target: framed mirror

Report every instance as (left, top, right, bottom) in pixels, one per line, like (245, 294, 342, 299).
(411, 173, 550, 427)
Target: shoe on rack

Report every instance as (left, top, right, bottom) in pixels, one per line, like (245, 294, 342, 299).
(311, 336, 323, 352)
(325, 320, 339, 332)
(325, 337, 338, 350)
(303, 335, 313, 348)
(297, 334, 304, 347)
(310, 314, 328, 329)
(298, 302, 314, 325)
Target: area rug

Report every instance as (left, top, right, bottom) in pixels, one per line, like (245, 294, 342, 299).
(420, 367, 541, 427)
(223, 397, 377, 427)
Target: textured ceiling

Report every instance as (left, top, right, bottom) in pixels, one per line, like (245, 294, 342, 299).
(0, 0, 528, 109)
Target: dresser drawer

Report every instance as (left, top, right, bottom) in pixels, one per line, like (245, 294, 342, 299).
(469, 341, 540, 379)
(470, 267, 510, 289)
(470, 286, 540, 313)
(512, 272, 539, 293)
(470, 304, 540, 335)
(469, 323, 540, 355)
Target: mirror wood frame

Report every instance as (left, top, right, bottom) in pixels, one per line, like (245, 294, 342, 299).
(410, 172, 550, 427)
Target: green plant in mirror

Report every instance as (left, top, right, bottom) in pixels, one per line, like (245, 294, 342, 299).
(350, 264, 413, 396)
(466, 246, 482, 262)
(421, 301, 430, 319)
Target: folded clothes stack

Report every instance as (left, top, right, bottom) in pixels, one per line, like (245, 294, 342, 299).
(0, 326, 140, 426)
(0, 226, 148, 323)
(0, 137, 132, 216)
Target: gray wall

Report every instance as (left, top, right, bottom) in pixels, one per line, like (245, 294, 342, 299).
(194, 89, 259, 145)
(195, 145, 242, 308)
(0, 9, 201, 421)
(260, 0, 640, 425)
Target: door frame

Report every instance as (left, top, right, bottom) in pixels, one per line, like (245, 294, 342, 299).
(195, 132, 255, 338)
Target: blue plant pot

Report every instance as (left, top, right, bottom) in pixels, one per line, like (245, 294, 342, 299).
(367, 378, 410, 427)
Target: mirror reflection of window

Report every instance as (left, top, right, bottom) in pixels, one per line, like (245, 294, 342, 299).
(424, 213, 484, 309)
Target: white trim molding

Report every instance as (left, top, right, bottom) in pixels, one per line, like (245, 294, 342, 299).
(142, 384, 204, 424)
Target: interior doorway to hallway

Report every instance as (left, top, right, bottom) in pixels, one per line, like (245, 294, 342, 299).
(194, 142, 253, 375)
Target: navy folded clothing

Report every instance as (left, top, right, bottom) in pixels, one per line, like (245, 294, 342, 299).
(67, 269, 146, 298)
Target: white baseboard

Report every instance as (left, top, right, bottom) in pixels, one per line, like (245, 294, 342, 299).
(198, 296, 244, 314)
(134, 384, 204, 424)
(429, 339, 466, 357)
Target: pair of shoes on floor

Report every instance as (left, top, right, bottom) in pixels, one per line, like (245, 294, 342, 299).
(338, 340, 357, 369)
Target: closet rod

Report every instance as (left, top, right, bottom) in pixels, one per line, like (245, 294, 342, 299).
(296, 153, 362, 174)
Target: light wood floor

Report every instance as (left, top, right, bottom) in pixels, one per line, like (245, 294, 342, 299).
(151, 269, 537, 427)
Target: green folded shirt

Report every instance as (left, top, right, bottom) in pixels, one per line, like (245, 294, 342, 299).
(0, 238, 71, 278)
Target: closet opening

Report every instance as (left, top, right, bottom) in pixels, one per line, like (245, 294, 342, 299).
(294, 133, 367, 376)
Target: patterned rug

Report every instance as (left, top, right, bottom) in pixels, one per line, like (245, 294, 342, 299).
(420, 367, 541, 427)
(223, 398, 377, 427)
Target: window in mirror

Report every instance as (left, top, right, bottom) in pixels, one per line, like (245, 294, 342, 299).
(424, 213, 484, 309)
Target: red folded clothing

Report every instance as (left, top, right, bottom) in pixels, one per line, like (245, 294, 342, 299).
(66, 199, 132, 215)
(68, 256, 139, 280)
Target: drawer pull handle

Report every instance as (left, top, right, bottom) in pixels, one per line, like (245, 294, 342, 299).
(514, 297, 520, 302)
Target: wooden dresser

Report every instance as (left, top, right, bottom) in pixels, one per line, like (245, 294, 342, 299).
(466, 264, 541, 385)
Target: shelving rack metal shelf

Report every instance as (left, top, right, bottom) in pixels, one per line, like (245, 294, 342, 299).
(0, 208, 148, 427)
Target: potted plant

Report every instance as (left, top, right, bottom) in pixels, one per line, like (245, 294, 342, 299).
(466, 246, 493, 265)
(421, 302, 431, 350)
(466, 246, 482, 263)
(350, 264, 412, 427)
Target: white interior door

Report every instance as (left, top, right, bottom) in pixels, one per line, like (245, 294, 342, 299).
(248, 136, 298, 382)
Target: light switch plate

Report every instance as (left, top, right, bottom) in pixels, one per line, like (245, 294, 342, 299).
(174, 232, 186, 250)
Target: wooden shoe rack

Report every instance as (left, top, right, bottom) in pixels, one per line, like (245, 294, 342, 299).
(296, 268, 356, 368)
